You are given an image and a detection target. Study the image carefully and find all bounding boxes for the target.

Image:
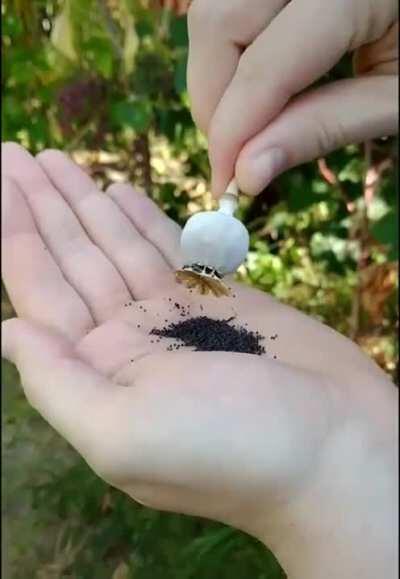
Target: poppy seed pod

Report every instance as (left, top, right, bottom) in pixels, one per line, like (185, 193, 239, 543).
(180, 180, 249, 276)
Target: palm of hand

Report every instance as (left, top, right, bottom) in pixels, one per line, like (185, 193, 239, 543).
(2, 143, 393, 543)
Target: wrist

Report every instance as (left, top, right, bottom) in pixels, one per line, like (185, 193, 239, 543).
(257, 412, 398, 578)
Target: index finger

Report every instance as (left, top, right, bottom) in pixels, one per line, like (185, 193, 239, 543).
(187, 0, 287, 132)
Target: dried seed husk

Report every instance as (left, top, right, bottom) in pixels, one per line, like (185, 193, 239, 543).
(175, 269, 230, 297)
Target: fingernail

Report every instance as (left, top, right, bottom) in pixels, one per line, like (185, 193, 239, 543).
(211, 174, 227, 199)
(246, 147, 287, 192)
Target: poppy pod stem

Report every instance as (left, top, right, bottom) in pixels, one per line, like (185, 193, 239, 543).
(218, 179, 239, 216)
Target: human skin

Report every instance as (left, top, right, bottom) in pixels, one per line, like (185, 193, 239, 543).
(187, 0, 399, 196)
(2, 143, 398, 578)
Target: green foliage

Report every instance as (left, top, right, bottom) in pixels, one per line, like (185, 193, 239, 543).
(110, 98, 154, 131)
(31, 461, 284, 579)
(371, 206, 399, 260)
(2, 1, 398, 577)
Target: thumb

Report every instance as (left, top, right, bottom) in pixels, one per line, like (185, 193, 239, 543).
(235, 75, 398, 196)
(2, 318, 115, 458)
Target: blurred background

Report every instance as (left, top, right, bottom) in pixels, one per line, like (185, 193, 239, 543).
(2, 0, 398, 577)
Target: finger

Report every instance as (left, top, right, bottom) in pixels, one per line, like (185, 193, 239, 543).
(1, 177, 94, 340)
(187, 0, 288, 132)
(106, 183, 182, 269)
(2, 143, 132, 322)
(207, 0, 395, 195)
(37, 150, 176, 299)
(235, 75, 398, 195)
(1, 318, 119, 468)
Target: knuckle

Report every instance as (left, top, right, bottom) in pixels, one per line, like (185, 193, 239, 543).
(235, 51, 292, 110)
(235, 48, 266, 87)
(315, 118, 347, 155)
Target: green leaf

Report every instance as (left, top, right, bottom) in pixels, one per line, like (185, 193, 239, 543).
(3, 13, 23, 38)
(51, 0, 77, 61)
(371, 208, 399, 260)
(174, 50, 188, 94)
(287, 187, 316, 211)
(110, 100, 153, 132)
(122, 15, 139, 76)
(170, 15, 188, 48)
(84, 37, 114, 78)
(338, 157, 364, 183)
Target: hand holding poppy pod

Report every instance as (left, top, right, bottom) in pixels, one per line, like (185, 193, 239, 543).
(187, 0, 398, 197)
(176, 179, 249, 296)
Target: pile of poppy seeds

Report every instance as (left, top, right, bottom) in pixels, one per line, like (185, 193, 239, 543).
(149, 299, 267, 355)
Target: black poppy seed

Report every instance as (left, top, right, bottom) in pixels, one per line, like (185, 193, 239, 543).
(150, 316, 266, 355)
(273, 355, 277, 359)
(175, 302, 180, 309)
(137, 324, 141, 328)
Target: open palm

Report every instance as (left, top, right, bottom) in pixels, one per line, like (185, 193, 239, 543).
(2, 143, 396, 574)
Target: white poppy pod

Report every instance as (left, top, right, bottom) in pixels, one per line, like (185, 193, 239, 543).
(180, 180, 249, 275)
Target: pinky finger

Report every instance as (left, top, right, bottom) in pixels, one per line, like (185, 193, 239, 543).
(235, 75, 398, 196)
